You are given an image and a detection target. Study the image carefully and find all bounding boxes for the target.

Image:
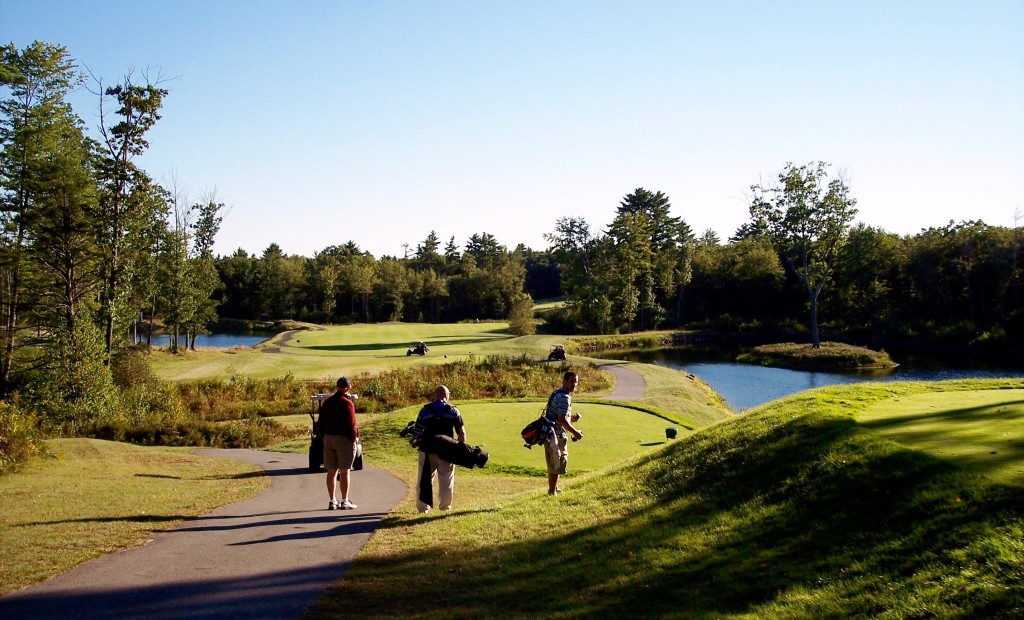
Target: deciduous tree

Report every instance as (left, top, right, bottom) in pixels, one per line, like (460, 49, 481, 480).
(749, 162, 857, 347)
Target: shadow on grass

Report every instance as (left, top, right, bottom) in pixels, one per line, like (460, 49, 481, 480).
(312, 410, 1024, 618)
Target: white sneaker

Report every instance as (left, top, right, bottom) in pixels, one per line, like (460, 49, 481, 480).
(339, 499, 357, 510)
(328, 499, 339, 510)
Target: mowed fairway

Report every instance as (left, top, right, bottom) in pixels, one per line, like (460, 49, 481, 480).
(151, 322, 566, 381)
(858, 388, 1024, 485)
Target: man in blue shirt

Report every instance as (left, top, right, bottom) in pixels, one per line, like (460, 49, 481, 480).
(415, 385, 467, 512)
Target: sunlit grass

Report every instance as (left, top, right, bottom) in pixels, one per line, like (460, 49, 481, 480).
(858, 388, 1024, 486)
(0, 439, 266, 594)
(150, 322, 570, 381)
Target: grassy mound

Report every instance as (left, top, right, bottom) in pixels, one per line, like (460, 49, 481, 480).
(309, 379, 1024, 619)
(738, 341, 897, 370)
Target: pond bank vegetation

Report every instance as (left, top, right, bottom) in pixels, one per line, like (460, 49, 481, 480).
(737, 341, 897, 370)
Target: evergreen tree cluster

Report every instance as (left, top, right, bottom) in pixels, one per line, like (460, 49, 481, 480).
(1, 42, 223, 426)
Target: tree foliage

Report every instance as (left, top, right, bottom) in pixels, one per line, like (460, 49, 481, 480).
(749, 162, 858, 347)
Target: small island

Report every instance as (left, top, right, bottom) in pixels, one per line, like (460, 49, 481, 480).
(737, 341, 898, 371)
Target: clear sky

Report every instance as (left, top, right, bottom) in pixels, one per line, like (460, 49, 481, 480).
(3, 0, 1022, 258)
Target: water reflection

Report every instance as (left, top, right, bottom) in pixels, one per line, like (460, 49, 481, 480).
(595, 348, 1024, 411)
(159, 333, 270, 348)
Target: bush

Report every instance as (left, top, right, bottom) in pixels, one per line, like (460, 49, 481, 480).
(86, 415, 290, 449)
(111, 346, 159, 390)
(0, 403, 42, 475)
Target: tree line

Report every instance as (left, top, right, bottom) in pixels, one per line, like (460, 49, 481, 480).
(213, 231, 536, 328)
(3, 40, 1021, 440)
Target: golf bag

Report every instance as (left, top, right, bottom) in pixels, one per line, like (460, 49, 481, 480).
(399, 421, 489, 468)
(309, 428, 324, 471)
(520, 416, 554, 448)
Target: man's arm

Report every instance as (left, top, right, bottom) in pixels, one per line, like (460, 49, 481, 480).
(558, 414, 583, 440)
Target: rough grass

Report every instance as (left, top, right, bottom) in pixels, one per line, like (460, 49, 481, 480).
(0, 439, 266, 594)
(305, 378, 1024, 619)
(739, 341, 897, 370)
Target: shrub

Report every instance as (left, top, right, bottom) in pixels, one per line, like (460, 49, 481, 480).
(0, 402, 42, 475)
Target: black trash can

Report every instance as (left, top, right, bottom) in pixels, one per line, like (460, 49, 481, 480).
(665, 427, 678, 439)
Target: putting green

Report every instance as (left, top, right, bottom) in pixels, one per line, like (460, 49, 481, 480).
(858, 389, 1024, 486)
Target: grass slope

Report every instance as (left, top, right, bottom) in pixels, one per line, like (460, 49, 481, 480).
(0, 439, 267, 594)
(306, 378, 1024, 619)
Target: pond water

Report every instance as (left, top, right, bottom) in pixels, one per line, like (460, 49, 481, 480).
(593, 348, 1024, 411)
(158, 333, 270, 348)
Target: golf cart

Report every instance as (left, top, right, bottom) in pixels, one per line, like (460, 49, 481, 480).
(547, 344, 566, 361)
(308, 392, 333, 471)
(407, 341, 429, 356)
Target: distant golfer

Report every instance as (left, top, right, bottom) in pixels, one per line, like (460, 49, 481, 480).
(544, 371, 583, 495)
(415, 385, 466, 512)
(318, 377, 358, 510)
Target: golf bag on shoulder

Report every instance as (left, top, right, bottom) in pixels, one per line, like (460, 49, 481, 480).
(399, 421, 489, 468)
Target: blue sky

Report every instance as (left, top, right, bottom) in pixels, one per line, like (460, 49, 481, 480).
(3, 0, 1022, 258)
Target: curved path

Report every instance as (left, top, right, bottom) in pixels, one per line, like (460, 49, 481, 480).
(599, 363, 647, 401)
(0, 450, 406, 620)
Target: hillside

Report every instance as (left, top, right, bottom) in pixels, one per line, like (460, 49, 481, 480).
(308, 378, 1024, 619)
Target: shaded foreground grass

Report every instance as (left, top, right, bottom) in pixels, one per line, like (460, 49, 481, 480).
(0, 439, 266, 594)
(306, 378, 1024, 619)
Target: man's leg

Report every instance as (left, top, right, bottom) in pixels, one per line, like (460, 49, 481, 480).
(326, 468, 339, 501)
(435, 455, 455, 510)
(338, 468, 351, 501)
(548, 471, 560, 495)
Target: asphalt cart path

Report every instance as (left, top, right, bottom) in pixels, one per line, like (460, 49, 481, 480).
(600, 363, 646, 401)
(0, 449, 406, 620)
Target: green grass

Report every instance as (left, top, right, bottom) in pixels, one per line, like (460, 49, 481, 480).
(0, 439, 267, 594)
(858, 388, 1024, 485)
(304, 378, 1024, 619)
(150, 322, 570, 381)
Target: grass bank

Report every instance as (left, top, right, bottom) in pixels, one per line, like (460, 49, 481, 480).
(738, 341, 897, 370)
(305, 378, 1023, 619)
(0, 439, 266, 594)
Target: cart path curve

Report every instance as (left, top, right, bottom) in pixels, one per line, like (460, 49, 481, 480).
(599, 363, 646, 401)
(0, 449, 406, 620)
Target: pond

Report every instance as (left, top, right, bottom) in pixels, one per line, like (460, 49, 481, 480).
(593, 347, 1024, 411)
(158, 333, 271, 348)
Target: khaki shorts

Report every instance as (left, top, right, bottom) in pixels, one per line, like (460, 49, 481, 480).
(544, 434, 568, 475)
(323, 434, 356, 470)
